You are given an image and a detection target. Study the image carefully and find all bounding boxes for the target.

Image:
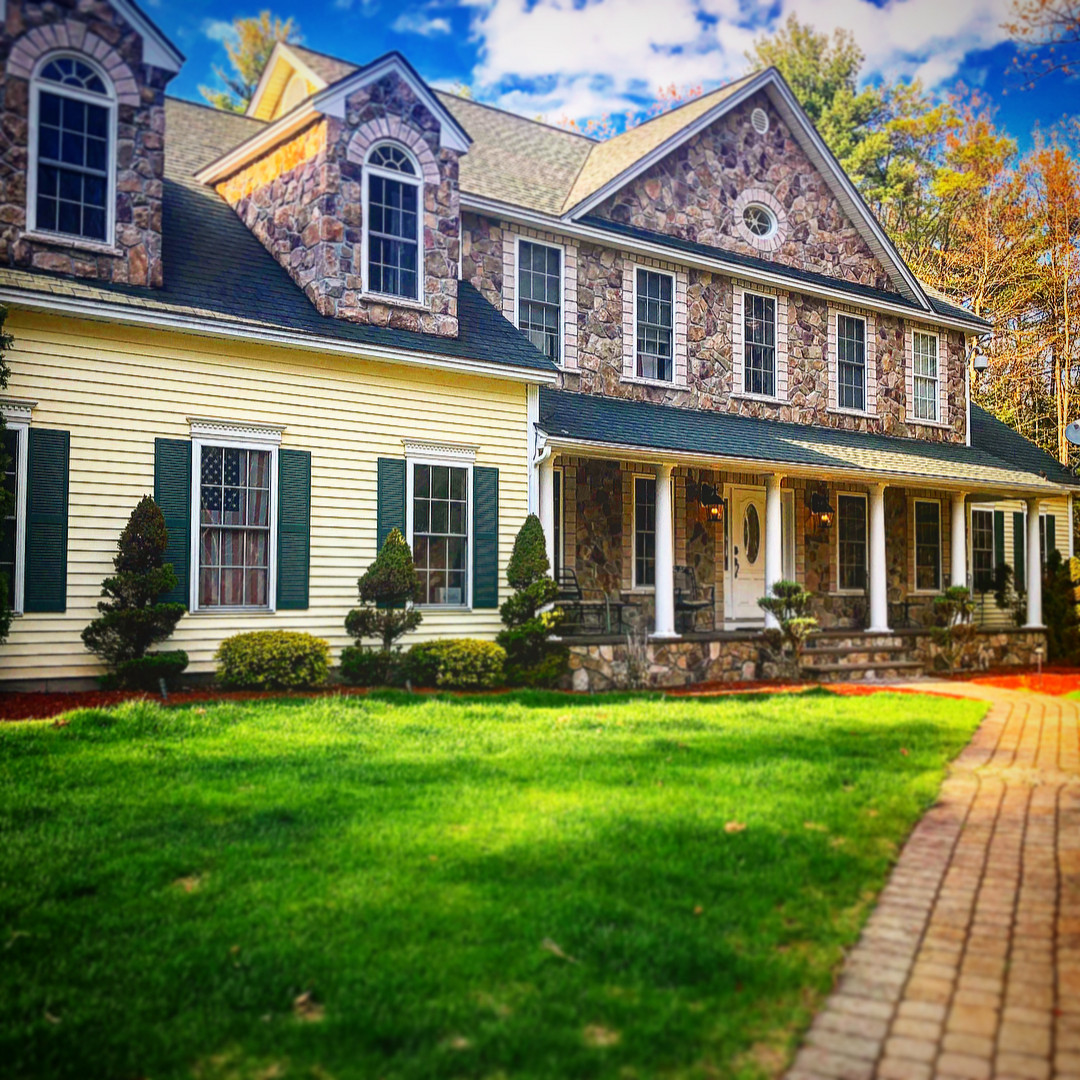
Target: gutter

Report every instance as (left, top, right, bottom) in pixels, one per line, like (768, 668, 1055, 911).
(0, 287, 558, 387)
(539, 432, 1071, 497)
(459, 194, 990, 335)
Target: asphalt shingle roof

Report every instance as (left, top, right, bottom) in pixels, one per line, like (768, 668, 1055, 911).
(0, 98, 555, 375)
(538, 388, 1078, 492)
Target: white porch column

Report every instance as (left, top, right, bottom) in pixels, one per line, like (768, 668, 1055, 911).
(1026, 496, 1043, 627)
(653, 463, 677, 639)
(764, 473, 783, 630)
(951, 491, 968, 589)
(538, 452, 555, 574)
(867, 483, 889, 633)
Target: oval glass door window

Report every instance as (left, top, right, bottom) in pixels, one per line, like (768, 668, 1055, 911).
(743, 503, 761, 563)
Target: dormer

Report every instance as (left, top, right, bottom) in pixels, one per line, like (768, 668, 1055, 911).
(197, 49, 468, 336)
(0, 0, 182, 286)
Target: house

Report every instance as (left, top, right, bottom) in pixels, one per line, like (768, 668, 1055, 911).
(0, 1, 1072, 690)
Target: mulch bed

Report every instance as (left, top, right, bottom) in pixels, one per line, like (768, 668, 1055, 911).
(966, 667, 1080, 695)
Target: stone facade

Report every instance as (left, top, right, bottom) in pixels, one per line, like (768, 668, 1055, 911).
(592, 93, 893, 293)
(0, 0, 172, 287)
(216, 71, 460, 335)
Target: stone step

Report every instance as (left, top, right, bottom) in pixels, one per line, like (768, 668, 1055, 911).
(801, 659, 923, 682)
(804, 642, 908, 657)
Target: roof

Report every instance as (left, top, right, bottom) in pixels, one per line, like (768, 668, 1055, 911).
(537, 388, 1078, 493)
(0, 98, 554, 376)
(560, 75, 758, 213)
(970, 405, 1078, 487)
(285, 44, 359, 86)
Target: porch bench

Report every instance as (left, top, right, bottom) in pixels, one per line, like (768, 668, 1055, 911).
(674, 565, 715, 633)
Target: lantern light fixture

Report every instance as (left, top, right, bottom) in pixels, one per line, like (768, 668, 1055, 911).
(699, 482, 725, 523)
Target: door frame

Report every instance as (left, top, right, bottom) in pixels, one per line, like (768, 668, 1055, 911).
(723, 483, 795, 628)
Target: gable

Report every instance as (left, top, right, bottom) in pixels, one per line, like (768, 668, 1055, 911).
(589, 92, 899, 296)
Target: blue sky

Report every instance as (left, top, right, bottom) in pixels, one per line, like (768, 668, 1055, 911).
(149, 0, 1078, 148)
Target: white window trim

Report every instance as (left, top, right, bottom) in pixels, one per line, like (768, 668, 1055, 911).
(631, 471, 656, 593)
(508, 233, 567, 367)
(912, 497, 943, 595)
(732, 284, 788, 403)
(189, 432, 280, 615)
(361, 141, 423, 305)
(405, 450, 474, 611)
(3, 419, 28, 615)
(828, 307, 877, 417)
(906, 327, 948, 427)
(834, 491, 868, 596)
(622, 259, 688, 387)
(26, 52, 118, 250)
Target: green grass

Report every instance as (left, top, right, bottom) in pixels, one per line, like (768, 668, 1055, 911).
(0, 689, 985, 1080)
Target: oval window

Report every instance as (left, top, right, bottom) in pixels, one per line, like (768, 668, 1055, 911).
(743, 503, 761, 564)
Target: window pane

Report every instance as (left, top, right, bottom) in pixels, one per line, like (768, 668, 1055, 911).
(837, 314, 866, 412)
(837, 494, 867, 591)
(517, 241, 562, 364)
(413, 462, 469, 604)
(634, 476, 657, 588)
(915, 502, 941, 591)
(971, 509, 994, 591)
(366, 172, 420, 299)
(744, 294, 776, 397)
(0, 430, 19, 593)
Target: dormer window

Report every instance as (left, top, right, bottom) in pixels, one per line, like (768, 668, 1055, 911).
(29, 55, 116, 245)
(363, 141, 421, 302)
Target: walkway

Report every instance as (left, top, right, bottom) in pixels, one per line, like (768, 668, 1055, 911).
(787, 681, 1080, 1080)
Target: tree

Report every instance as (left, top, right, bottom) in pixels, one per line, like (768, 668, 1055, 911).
(757, 580, 818, 678)
(81, 497, 187, 687)
(1005, 0, 1080, 87)
(199, 11, 300, 114)
(556, 83, 703, 140)
(0, 307, 14, 646)
(344, 528, 422, 652)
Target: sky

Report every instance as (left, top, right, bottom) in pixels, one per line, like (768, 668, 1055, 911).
(148, 0, 1079, 147)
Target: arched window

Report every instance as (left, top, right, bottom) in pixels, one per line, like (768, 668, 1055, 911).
(29, 54, 116, 244)
(363, 141, 421, 302)
(279, 71, 309, 116)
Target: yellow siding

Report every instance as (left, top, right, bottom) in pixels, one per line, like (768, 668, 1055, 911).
(2, 311, 531, 683)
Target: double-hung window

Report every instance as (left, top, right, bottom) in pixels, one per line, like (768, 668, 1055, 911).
(633, 475, 656, 589)
(364, 142, 421, 301)
(838, 314, 867, 412)
(411, 462, 469, 606)
(914, 500, 942, 592)
(837, 494, 867, 592)
(744, 293, 777, 397)
(195, 440, 276, 610)
(971, 508, 995, 591)
(635, 268, 674, 382)
(912, 331, 939, 422)
(30, 55, 115, 244)
(517, 240, 562, 364)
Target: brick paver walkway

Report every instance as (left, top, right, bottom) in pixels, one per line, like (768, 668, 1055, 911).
(787, 682, 1080, 1080)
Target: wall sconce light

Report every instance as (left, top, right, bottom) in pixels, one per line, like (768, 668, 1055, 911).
(807, 489, 834, 533)
(699, 482, 725, 523)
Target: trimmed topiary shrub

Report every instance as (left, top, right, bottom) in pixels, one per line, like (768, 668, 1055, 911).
(215, 630, 330, 690)
(81, 496, 187, 688)
(339, 644, 400, 687)
(497, 514, 567, 687)
(401, 639, 505, 690)
(102, 650, 190, 692)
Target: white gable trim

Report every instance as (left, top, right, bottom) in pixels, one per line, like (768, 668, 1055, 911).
(562, 67, 930, 311)
(245, 42, 330, 120)
(313, 53, 470, 153)
(112, 0, 183, 73)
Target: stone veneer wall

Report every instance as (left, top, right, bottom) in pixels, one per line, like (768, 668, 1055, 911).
(216, 71, 460, 335)
(0, 0, 171, 286)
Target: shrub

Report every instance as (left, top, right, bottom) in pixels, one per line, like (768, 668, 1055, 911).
(758, 579, 818, 679)
(402, 639, 505, 690)
(497, 515, 567, 687)
(215, 630, 330, 690)
(81, 496, 186, 686)
(101, 650, 189, 692)
(1043, 552, 1080, 663)
(344, 528, 422, 651)
(339, 645, 400, 687)
(930, 586, 977, 673)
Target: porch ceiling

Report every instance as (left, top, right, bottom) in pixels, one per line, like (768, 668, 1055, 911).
(538, 389, 1078, 496)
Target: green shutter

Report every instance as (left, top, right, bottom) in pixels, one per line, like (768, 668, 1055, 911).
(24, 428, 69, 613)
(994, 510, 1006, 570)
(472, 466, 499, 609)
(1046, 515, 1057, 560)
(154, 438, 191, 608)
(1013, 511, 1026, 590)
(277, 449, 311, 610)
(377, 457, 406, 549)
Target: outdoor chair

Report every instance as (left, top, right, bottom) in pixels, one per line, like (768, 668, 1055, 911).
(674, 565, 715, 633)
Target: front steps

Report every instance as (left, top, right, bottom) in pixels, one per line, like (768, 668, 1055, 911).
(800, 632, 924, 682)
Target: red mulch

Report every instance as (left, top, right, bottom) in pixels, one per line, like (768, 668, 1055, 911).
(966, 667, 1080, 696)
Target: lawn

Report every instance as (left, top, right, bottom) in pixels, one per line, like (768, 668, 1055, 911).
(0, 689, 985, 1080)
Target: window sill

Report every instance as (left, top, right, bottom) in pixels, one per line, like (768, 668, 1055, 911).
(731, 392, 784, 406)
(827, 407, 875, 420)
(190, 606, 276, 615)
(830, 590, 868, 597)
(361, 290, 427, 311)
(620, 375, 687, 390)
(907, 416, 952, 431)
(21, 230, 123, 257)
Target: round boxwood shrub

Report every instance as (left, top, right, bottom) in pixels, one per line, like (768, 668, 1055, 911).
(215, 630, 330, 690)
(402, 639, 505, 690)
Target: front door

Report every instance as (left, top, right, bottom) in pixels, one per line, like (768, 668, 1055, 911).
(729, 487, 766, 623)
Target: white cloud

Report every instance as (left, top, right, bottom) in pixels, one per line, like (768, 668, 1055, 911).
(463, 0, 1014, 124)
(201, 18, 236, 44)
(393, 11, 453, 36)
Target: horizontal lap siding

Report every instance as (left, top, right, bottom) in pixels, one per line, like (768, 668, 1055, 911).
(2, 312, 529, 681)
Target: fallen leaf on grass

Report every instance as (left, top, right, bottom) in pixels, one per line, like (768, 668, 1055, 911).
(830, 837, 847, 848)
(900, 747, 910, 756)
(583, 1024, 620, 1048)
(541, 938, 578, 964)
(444, 1035, 471, 1051)
(724, 821, 746, 834)
(174, 875, 204, 893)
(866, 809, 879, 818)
(803, 822, 827, 832)
(693, 905, 704, 916)
(51, 719, 69, 729)
(44, 1010, 61, 1025)
(292, 991, 324, 1023)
